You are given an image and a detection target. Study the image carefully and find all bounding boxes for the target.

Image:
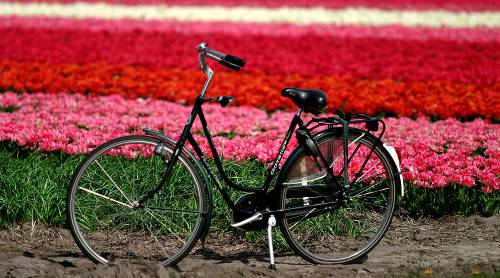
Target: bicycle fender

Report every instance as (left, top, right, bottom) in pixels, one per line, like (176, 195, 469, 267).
(383, 144, 405, 197)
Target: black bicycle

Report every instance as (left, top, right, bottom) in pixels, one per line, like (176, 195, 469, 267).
(66, 42, 404, 269)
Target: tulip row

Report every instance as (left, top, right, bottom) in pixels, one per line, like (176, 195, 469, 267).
(3, 1, 500, 28)
(1, 61, 498, 119)
(0, 24, 498, 84)
(0, 92, 498, 192)
(6, 0, 499, 11)
(3, 16, 499, 43)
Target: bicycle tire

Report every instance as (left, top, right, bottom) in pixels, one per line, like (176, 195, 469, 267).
(66, 135, 208, 266)
(278, 128, 398, 264)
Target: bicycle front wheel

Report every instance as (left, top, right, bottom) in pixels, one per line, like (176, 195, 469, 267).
(66, 135, 208, 266)
(278, 129, 398, 264)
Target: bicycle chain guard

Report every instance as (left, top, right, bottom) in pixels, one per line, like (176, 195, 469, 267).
(231, 193, 268, 231)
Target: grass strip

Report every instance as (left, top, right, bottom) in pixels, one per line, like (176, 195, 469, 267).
(0, 141, 499, 229)
(402, 183, 500, 217)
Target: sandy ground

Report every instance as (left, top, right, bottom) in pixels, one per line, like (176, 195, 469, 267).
(0, 214, 499, 277)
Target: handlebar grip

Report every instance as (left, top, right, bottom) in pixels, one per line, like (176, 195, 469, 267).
(219, 57, 241, 71)
(224, 55, 246, 67)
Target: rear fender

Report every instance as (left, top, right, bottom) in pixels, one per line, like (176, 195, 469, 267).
(382, 144, 405, 196)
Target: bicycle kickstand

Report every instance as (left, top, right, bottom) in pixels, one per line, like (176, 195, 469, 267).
(267, 214, 277, 270)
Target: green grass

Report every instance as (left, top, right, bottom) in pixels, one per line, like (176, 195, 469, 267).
(0, 141, 270, 230)
(72, 146, 203, 236)
(402, 183, 500, 217)
(0, 143, 79, 226)
(0, 141, 499, 231)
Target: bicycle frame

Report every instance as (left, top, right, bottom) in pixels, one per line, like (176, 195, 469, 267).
(139, 93, 305, 211)
(136, 44, 317, 211)
(136, 44, 394, 218)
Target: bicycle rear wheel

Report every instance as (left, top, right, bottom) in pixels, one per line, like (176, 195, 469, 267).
(66, 135, 207, 266)
(278, 129, 398, 264)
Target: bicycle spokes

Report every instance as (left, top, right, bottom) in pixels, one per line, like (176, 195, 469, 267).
(279, 131, 396, 264)
(68, 137, 207, 265)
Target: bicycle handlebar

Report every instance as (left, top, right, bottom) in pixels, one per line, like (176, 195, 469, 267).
(196, 42, 246, 72)
(223, 55, 246, 67)
(219, 55, 245, 71)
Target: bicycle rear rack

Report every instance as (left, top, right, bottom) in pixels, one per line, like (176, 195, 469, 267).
(305, 112, 386, 140)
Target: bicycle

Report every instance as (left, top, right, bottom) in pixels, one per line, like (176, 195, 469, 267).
(66, 42, 404, 269)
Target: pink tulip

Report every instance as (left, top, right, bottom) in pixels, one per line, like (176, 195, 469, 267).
(1, 92, 498, 191)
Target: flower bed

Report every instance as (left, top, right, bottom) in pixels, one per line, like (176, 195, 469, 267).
(1, 9, 498, 120)
(0, 23, 498, 84)
(6, 0, 499, 11)
(1, 92, 498, 192)
(3, 16, 500, 42)
(1, 61, 498, 118)
(2, 2, 499, 28)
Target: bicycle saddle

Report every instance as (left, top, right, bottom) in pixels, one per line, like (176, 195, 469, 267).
(281, 88, 327, 115)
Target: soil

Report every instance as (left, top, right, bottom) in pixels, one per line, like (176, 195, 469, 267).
(0, 215, 499, 278)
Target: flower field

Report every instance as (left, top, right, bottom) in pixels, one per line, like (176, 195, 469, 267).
(0, 0, 499, 218)
(1, 92, 499, 192)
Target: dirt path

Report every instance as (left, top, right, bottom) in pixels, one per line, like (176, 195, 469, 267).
(1, 215, 499, 277)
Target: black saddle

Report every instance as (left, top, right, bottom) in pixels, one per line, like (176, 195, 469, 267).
(281, 88, 327, 115)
